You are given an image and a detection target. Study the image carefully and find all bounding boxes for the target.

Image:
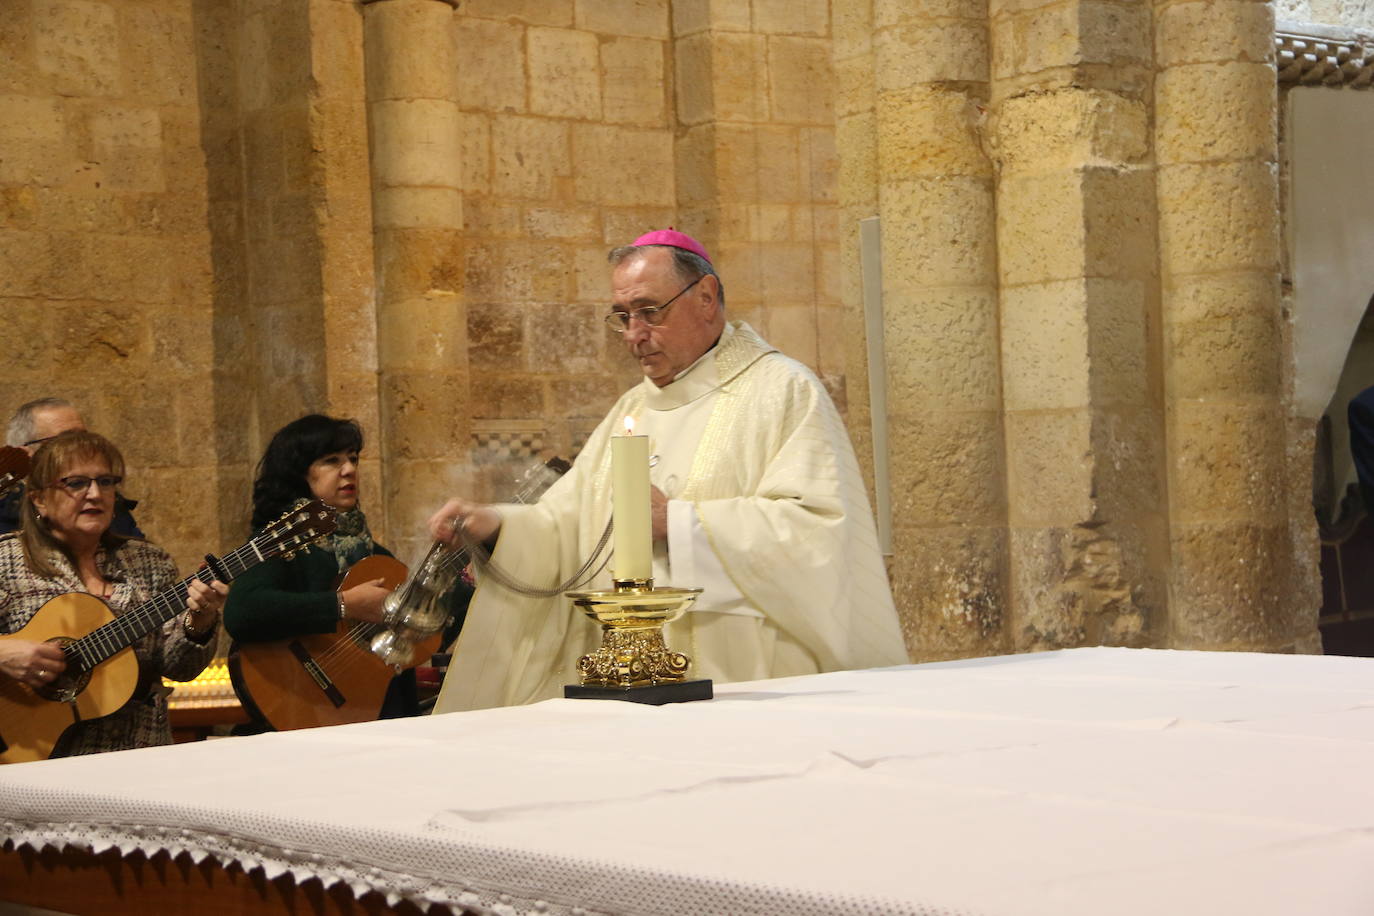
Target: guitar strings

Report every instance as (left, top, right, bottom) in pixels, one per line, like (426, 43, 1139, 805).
(68, 523, 316, 670)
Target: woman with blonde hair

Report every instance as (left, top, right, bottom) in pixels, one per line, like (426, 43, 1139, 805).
(0, 430, 225, 757)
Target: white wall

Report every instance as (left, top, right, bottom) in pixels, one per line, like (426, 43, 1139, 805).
(1288, 87, 1374, 427)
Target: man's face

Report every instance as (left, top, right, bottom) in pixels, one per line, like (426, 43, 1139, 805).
(25, 406, 85, 455)
(610, 249, 720, 388)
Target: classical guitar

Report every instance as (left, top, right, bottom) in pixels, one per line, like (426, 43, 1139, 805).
(0, 446, 30, 501)
(227, 553, 414, 733)
(0, 500, 337, 764)
(229, 457, 571, 732)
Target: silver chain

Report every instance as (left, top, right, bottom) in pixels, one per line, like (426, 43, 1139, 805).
(458, 518, 614, 597)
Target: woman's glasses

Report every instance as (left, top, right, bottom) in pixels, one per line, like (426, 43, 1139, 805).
(52, 475, 123, 496)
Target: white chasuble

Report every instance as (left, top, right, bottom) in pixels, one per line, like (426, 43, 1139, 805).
(434, 321, 908, 714)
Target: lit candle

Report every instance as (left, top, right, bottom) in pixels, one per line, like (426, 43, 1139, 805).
(611, 416, 652, 582)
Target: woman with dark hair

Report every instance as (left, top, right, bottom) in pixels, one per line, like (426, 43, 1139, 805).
(224, 414, 465, 726)
(0, 430, 225, 757)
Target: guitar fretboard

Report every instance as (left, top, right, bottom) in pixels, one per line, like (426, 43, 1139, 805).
(67, 514, 330, 671)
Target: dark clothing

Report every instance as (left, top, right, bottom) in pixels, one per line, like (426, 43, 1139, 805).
(224, 539, 470, 725)
(0, 487, 143, 538)
(1351, 386, 1374, 511)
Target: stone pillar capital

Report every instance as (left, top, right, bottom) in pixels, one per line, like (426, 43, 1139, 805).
(1277, 21, 1374, 88)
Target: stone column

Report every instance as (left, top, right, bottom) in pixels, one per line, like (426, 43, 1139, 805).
(988, 0, 1167, 651)
(1155, 0, 1298, 649)
(834, 0, 880, 509)
(671, 1, 838, 378)
(836, 0, 1009, 659)
(361, 0, 467, 559)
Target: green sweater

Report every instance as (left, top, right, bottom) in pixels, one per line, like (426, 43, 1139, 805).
(224, 540, 470, 662)
(223, 542, 393, 643)
(225, 541, 476, 724)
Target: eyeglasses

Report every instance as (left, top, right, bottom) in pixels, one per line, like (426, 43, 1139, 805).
(604, 277, 702, 332)
(52, 475, 122, 496)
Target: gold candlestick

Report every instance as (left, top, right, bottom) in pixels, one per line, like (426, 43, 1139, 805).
(565, 579, 713, 704)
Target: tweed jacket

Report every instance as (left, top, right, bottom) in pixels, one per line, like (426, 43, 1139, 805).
(0, 533, 215, 756)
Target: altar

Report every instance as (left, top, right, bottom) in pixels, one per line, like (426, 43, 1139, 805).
(2, 648, 1372, 915)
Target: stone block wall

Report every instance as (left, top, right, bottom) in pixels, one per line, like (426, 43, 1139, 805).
(990, 0, 1165, 652)
(450, 0, 843, 529)
(195, 0, 380, 547)
(1, 0, 1352, 661)
(454, 0, 675, 475)
(671, 0, 843, 393)
(0, 0, 222, 571)
(836, 0, 1330, 657)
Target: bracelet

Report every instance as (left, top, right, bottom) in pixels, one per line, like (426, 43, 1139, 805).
(337, 592, 347, 621)
(182, 609, 215, 645)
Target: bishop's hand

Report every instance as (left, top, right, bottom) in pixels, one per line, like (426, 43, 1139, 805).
(429, 498, 503, 546)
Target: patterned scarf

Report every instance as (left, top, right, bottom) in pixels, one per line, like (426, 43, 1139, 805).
(292, 499, 375, 573)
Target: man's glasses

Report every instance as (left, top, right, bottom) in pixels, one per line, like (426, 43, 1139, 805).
(604, 277, 702, 332)
(52, 475, 122, 496)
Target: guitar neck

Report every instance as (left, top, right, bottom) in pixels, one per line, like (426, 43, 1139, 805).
(0, 447, 30, 500)
(71, 541, 264, 670)
(0, 472, 22, 501)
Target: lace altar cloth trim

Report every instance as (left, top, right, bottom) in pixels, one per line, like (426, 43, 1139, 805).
(1, 818, 958, 916)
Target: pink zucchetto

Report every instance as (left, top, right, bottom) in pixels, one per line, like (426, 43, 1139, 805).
(631, 228, 712, 264)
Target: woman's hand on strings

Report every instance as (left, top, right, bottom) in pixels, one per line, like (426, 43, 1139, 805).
(0, 638, 67, 689)
(341, 578, 392, 624)
(429, 498, 502, 546)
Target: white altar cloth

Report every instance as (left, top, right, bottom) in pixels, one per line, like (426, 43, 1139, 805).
(2, 648, 1373, 915)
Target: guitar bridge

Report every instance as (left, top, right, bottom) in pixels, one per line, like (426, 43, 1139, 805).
(287, 641, 346, 708)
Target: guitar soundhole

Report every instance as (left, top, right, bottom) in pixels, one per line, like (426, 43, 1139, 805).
(33, 637, 89, 704)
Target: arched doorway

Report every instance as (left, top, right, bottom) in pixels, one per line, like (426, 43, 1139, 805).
(1316, 296, 1374, 654)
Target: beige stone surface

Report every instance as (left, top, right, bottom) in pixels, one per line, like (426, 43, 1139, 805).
(572, 124, 675, 205)
(880, 176, 998, 288)
(1008, 523, 1155, 649)
(1157, 159, 1281, 274)
(1169, 521, 1291, 649)
(875, 21, 990, 87)
(1168, 401, 1286, 524)
(702, 32, 770, 123)
(454, 16, 526, 112)
(1001, 280, 1093, 410)
(364, 0, 456, 101)
(529, 27, 602, 120)
(0, 0, 1326, 669)
(887, 409, 1006, 525)
(671, 0, 752, 36)
(574, 0, 669, 39)
(767, 37, 834, 124)
(462, 0, 573, 28)
(1155, 1, 1273, 68)
(889, 524, 1009, 658)
(754, 0, 831, 36)
(877, 86, 993, 179)
(491, 116, 572, 199)
(1156, 62, 1277, 165)
(885, 286, 1002, 409)
(993, 89, 1149, 173)
(602, 37, 666, 126)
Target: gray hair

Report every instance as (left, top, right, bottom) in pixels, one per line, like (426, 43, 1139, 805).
(608, 244, 726, 309)
(6, 398, 75, 448)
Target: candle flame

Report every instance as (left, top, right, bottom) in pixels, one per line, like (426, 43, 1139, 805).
(623, 416, 635, 435)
